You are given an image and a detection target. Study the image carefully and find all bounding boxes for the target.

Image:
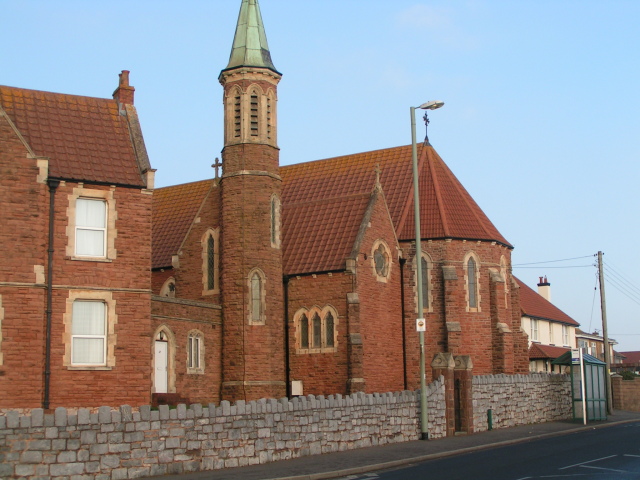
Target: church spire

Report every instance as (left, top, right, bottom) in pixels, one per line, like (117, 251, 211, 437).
(224, 0, 279, 74)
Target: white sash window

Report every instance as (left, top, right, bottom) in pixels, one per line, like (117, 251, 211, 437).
(72, 300, 107, 365)
(75, 198, 107, 257)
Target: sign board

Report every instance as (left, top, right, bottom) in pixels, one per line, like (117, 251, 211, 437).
(571, 348, 581, 365)
(416, 318, 426, 332)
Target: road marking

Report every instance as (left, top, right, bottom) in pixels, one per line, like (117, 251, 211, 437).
(559, 455, 617, 470)
(581, 465, 629, 473)
(624, 454, 640, 458)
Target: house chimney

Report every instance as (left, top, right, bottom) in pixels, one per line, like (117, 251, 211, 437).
(537, 276, 551, 302)
(113, 70, 135, 106)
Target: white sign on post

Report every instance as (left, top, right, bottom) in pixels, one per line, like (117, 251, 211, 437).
(416, 318, 426, 332)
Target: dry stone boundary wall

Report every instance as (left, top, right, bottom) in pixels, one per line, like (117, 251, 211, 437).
(473, 373, 571, 431)
(0, 374, 573, 480)
(0, 379, 445, 480)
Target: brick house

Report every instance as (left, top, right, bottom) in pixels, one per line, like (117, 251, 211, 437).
(517, 277, 580, 373)
(0, 73, 155, 408)
(1, 0, 530, 409)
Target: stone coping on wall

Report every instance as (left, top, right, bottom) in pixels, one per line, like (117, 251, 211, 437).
(0, 388, 434, 428)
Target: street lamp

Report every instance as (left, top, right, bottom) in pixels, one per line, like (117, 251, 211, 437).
(411, 100, 444, 440)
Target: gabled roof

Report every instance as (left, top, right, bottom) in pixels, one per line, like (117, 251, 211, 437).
(529, 343, 570, 360)
(152, 179, 215, 269)
(282, 192, 372, 275)
(280, 143, 511, 247)
(151, 143, 511, 275)
(223, 0, 279, 74)
(0, 85, 145, 187)
(619, 351, 640, 363)
(515, 277, 579, 326)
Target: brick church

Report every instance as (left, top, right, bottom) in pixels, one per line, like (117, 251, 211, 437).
(0, 0, 529, 409)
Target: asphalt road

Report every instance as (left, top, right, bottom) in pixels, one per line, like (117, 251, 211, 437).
(341, 422, 640, 480)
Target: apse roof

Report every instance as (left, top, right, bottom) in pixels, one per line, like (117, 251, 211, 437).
(280, 143, 511, 247)
(0, 85, 145, 187)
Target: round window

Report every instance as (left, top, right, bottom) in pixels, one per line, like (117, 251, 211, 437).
(374, 244, 389, 277)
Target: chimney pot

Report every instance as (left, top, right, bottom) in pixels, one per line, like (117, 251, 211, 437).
(113, 70, 135, 107)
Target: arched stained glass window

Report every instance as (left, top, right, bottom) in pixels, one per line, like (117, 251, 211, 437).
(325, 312, 334, 347)
(300, 314, 309, 349)
(421, 257, 429, 309)
(312, 313, 322, 348)
(207, 235, 215, 290)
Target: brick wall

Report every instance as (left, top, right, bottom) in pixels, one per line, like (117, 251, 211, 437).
(401, 239, 529, 381)
(0, 115, 48, 407)
(287, 273, 352, 395)
(612, 375, 640, 411)
(151, 297, 222, 404)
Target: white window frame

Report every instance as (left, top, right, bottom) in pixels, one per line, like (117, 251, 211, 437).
(531, 319, 539, 342)
(71, 300, 107, 366)
(66, 186, 117, 261)
(562, 325, 569, 346)
(63, 291, 117, 370)
(75, 198, 107, 258)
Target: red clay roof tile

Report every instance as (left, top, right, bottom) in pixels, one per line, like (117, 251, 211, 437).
(0, 85, 144, 186)
(529, 343, 570, 360)
(152, 179, 215, 269)
(516, 277, 579, 326)
(280, 143, 511, 247)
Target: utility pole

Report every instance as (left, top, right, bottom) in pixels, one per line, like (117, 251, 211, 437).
(597, 251, 613, 415)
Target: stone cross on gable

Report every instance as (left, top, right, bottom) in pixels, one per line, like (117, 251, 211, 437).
(374, 163, 382, 187)
(212, 157, 222, 179)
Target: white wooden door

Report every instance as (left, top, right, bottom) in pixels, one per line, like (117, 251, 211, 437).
(154, 341, 168, 393)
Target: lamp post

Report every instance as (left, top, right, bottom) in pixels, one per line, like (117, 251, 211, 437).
(411, 100, 444, 440)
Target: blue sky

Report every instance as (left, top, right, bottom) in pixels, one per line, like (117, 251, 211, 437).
(4, 0, 639, 351)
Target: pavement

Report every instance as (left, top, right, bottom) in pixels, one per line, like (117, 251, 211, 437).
(150, 410, 640, 480)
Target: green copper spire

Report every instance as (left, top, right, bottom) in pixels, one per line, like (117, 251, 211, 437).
(224, 0, 279, 74)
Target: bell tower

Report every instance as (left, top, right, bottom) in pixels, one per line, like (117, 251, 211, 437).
(218, 0, 286, 401)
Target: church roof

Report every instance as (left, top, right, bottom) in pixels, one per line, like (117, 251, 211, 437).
(152, 143, 512, 275)
(223, 0, 279, 74)
(0, 85, 145, 187)
(152, 179, 215, 269)
(282, 192, 372, 274)
(515, 277, 579, 326)
(281, 143, 511, 247)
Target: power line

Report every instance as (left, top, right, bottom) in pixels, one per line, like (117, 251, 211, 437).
(604, 264, 640, 296)
(512, 255, 594, 266)
(513, 264, 594, 269)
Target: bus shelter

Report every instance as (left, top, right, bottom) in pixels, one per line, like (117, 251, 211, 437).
(552, 351, 607, 422)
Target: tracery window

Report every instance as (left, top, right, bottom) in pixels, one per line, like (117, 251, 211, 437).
(295, 307, 338, 353)
(371, 239, 392, 282)
(187, 330, 205, 374)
